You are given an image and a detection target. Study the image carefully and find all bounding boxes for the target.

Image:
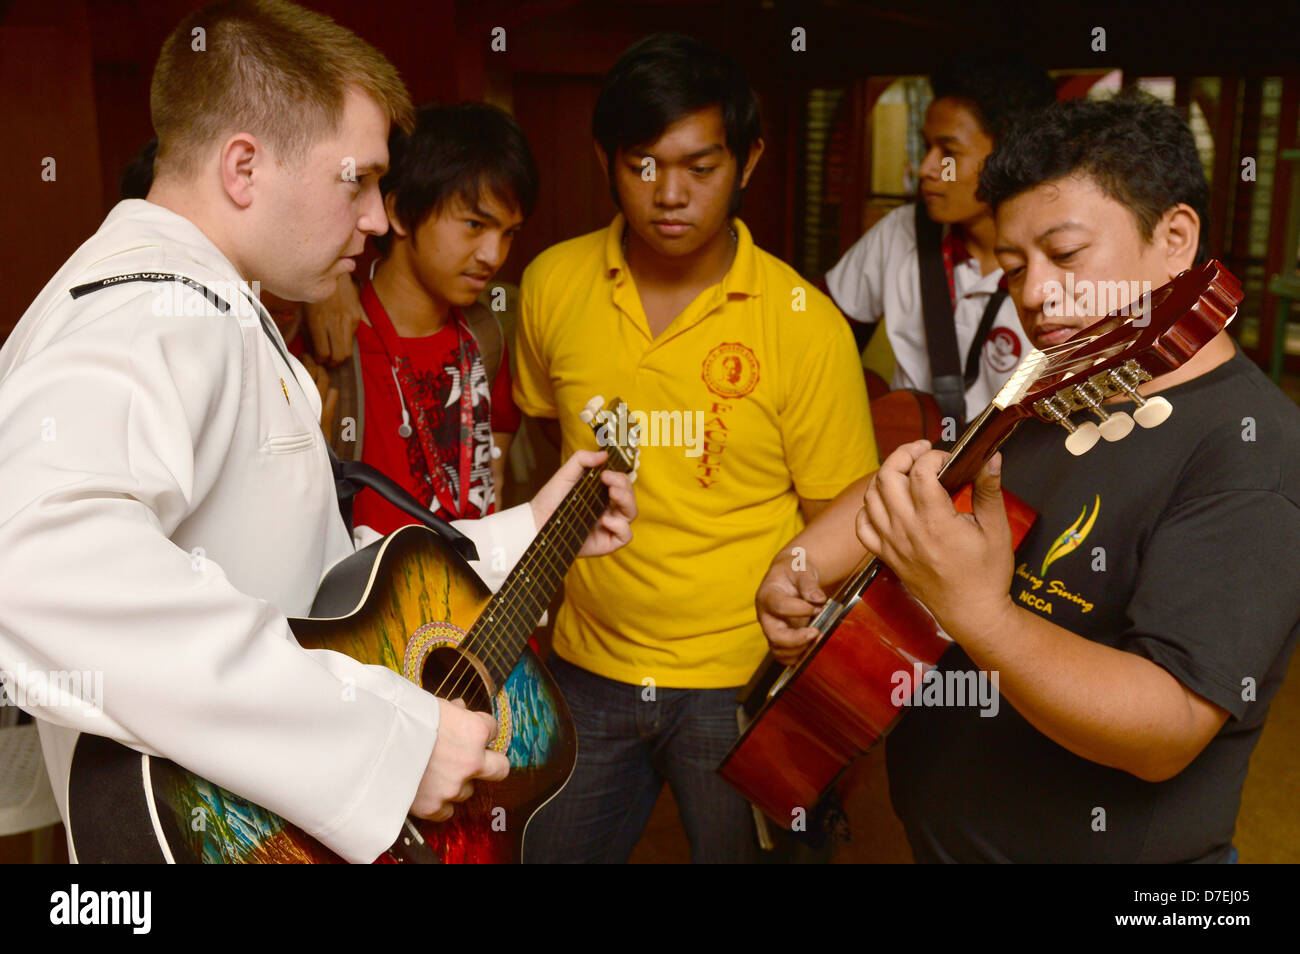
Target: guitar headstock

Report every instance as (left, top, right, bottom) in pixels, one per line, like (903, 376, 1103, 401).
(989, 260, 1242, 455)
(578, 395, 639, 475)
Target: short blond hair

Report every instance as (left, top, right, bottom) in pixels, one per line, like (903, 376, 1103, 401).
(150, 0, 414, 179)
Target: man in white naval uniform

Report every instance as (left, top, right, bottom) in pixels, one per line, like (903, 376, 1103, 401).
(0, 0, 634, 864)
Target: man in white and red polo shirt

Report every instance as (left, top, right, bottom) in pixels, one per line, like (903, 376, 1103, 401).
(827, 52, 1054, 423)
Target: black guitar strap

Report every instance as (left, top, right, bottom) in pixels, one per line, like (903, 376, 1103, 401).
(914, 205, 1009, 429)
(966, 287, 1009, 390)
(69, 272, 478, 562)
(915, 204, 966, 428)
(327, 448, 477, 561)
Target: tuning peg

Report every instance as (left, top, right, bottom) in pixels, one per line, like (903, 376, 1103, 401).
(1075, 378, 1130, 442)
(578, 394, 606, 424)
(1036, 393, 1102, 456)
(1098, 411, 1134, 441)
(1105, 365, 1171, 428)
(1064, 420, 1101, 456)
(1133, 396, 1172, 428)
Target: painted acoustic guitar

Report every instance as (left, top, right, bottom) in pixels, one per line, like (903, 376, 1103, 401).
(719, 261, 1243, 828)
(66, 402, 636, 863)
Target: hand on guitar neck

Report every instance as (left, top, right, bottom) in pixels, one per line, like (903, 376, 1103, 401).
(854, 441, 1013, 641)
(409, 444, 637, 825)
(529, 448, 638, 558)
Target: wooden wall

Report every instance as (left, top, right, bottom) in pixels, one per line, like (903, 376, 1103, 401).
(0, 0, 801, 340)
(0, 2, 103, 340)
(6, 0, 1300, 343)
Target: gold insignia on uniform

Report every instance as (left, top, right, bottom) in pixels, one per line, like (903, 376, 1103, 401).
(280, 377, 290, 404)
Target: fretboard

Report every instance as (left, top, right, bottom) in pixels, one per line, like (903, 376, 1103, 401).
(462, 464, 612, 687)
(833, 402, 1024, 608)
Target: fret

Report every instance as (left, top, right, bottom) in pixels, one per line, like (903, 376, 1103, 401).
(466, 466, 613, 687)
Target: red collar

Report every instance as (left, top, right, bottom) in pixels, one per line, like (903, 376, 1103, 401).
(943, 227, 971, 267)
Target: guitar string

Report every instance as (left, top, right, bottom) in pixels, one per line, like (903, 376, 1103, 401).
(832, 331, 1131, 621)
(459, 467, 607, 662)
(429, 490, 598, 704)
(448, 482, 601, 688)
(429, 465, 614, 701)
(470, 476, 606, 669)
(427, 480, 593, 700)
(430, 473, 609, 703)
(430, 473, 603, 700)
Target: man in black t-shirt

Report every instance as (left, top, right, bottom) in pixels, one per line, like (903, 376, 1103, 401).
(756, 92, 1300, 862)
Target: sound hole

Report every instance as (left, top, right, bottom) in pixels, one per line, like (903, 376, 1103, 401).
(421, 647, 494, 715)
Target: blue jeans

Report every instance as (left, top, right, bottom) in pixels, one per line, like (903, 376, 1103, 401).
(522, 656, 760, 863)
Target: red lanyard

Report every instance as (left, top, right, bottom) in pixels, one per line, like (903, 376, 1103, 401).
(360, 281, 476, 518)
(940, 227, 967, 309)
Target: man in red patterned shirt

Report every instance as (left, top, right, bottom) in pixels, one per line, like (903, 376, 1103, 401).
(304, 103, 536, 533)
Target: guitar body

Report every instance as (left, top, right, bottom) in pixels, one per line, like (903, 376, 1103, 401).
(67, 524, 577, 864)
(869, 388, 945, 461)
(720, 487, 1036, 826)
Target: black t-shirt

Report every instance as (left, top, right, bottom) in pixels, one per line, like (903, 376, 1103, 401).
(886, 346, 1300, 862)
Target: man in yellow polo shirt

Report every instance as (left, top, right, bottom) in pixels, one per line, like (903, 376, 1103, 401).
(515, 34, 876, 863)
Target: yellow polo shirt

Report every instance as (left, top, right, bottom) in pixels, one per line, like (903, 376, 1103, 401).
(514, 216, 876, 688)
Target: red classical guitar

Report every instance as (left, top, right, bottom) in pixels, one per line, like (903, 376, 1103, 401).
(719, 261, 1243, 828)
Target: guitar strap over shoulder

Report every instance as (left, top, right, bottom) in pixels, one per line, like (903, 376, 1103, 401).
(326, 445, 477, 562)
(914, 205, 1008, 431)
(915, 203, 966, 428)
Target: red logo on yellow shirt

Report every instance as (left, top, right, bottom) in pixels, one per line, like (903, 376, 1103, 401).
(702, 343, 760, 399)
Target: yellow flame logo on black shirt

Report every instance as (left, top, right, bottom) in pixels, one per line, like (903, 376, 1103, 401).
(1040, 495, 1100, 576)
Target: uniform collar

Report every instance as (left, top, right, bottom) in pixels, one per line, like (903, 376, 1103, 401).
(603, 213, 761, 298)
(99, 199, 251, 288)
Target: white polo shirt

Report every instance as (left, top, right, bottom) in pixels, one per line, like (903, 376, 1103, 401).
(826, 204, 1032, 421)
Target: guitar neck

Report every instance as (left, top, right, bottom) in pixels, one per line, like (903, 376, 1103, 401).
(467, 464, 611, 687)
(830, 403, 1025, 609)
(935, 402, 1025, 490)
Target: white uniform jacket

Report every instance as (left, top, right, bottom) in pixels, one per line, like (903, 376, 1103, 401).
(0, 200, 538, 863)
(826, 204, 1033, 422)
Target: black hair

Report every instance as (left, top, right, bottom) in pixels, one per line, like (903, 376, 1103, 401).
(120, 137, 158, 200)
(978, 91, 1211, 265)
(380, 102, 538, 250)
(592, 33, 762, 212)
(930, 50, 1056, 143)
